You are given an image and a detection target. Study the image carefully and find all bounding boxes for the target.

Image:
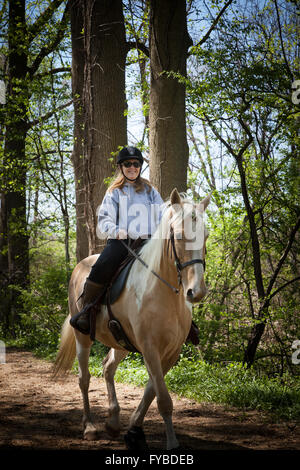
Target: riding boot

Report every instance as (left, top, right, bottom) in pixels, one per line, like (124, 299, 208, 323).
(185, 320, 200, 345)
(70, 279, 106, 335)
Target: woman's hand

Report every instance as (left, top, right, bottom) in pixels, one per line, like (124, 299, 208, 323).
(117, 229, 128, 239)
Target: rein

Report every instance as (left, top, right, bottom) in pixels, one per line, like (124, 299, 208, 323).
(105, 230, 206, 350)
(119, 227, 206, 294)
(119, 238, 179, 294)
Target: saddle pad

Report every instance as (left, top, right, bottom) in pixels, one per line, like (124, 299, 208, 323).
(101, 257, 136, 305)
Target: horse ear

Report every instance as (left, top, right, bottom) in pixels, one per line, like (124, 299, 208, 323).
(170, 188, 181, 206)
(198, 193, 211, 211)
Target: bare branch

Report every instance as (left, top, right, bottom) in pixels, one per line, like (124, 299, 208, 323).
(266, 215, 300, 299)
(27, 0, 66, 43)
(126, 40, 149, 58)
(274, 0, 294, 81)
(268, 276, 300, 303)
(28, 2, 70, 78)
(190, 0, 234, 51)
(34, 67, 71, 80)
(27, 100, 73, 129)
(187, 125, 215, 190)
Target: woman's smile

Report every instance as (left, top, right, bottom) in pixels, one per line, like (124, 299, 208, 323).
(122, 159, 141, 181)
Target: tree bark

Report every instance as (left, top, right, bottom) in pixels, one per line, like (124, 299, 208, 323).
(149, 0, 192, 199)
(70, 0, 127, 260)
(235, 148, 268, 367)
(1, 0, 29, 331)
(0, 0, 69, 333)
(243, 321, 266, 367)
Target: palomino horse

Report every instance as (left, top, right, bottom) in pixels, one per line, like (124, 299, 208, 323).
(53, 188, 210, 450)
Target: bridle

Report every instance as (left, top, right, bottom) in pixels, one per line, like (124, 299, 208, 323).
(120, 225, 206, 295)
(169, 226, 206, 288)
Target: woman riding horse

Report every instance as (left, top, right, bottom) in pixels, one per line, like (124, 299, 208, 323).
(55, 186, 210, 448)
(70, 146, 164, 336)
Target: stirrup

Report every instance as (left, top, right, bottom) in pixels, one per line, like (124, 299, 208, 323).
(70, 304, 92, 335)
(108, 319, 139, 353)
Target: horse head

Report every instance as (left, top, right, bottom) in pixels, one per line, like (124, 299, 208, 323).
(169, 188, 210, 303)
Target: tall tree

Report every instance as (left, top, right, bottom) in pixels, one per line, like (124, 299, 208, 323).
(148, 0, 234, 199)
(70, 0, 128, 260)
(148, 0, 191, 199)
(186, 0, 299, 368)
(0, 0, 69, 333)
(2, 0, 29, 327)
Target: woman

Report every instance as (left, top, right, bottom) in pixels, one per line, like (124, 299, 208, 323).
(70, 146, 164, 335)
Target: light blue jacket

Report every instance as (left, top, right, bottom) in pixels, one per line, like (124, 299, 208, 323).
(98, 182, 164, 239)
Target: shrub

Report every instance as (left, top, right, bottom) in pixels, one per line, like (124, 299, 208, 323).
(16, 260, 69, 357)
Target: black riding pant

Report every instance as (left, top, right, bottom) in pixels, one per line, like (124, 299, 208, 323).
(88, 239, 131, 285)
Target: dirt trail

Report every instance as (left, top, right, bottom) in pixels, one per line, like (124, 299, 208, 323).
(0, 348, 299, 451)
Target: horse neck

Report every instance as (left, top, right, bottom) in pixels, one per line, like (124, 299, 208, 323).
(159, 238, 180, 289)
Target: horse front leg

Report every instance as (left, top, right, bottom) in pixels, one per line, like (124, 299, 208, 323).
(124, 378, 156, 451)
(129, 348, 179, 450)
(102, 348, 128, 437)
(146, 351, 180, 450)
(75, 336, 97, 440)
(129, 378, 156, 429)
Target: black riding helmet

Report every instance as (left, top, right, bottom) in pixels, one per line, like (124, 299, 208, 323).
(117, 147, 143, 182)
(117, 146, 144, 166)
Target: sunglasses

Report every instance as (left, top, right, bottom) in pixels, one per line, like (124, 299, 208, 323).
(122, 161, 141, 168)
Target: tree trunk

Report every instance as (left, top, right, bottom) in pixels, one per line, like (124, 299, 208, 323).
(243, 321, 266, 367)
(149, 0, 191, 199)
(0, 193, 9, 332)
(235, 151, 267, 367)
(1, 0, 69, 333)
(71, 0, 127, 260)
(1, 0, 30, 332)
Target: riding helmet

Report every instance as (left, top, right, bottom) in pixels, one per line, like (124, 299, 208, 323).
(117, 147, 144, 166)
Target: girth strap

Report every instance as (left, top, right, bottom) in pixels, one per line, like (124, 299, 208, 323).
(106, 292, 140, 354)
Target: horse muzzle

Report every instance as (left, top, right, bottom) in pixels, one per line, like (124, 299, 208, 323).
(186, 285, 207, 303)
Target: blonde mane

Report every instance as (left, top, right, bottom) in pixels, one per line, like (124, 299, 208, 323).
(127, 194, 200, 295)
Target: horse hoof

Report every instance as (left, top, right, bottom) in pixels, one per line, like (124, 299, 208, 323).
(84, 430, 97, 441)
(124, 426, 149, 451)
(83, 424, 97, 441)
(105, 422, 121, 438)
(169, 445, 185, 451)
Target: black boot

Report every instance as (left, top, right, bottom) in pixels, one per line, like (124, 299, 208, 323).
(185, 320, 200, 345)
(70, 279, 106, 335)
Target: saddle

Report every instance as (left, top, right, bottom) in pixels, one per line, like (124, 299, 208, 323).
(89, 238, 200, 351)
(89, 239, 145, 352)
(100, 257, 136, 306)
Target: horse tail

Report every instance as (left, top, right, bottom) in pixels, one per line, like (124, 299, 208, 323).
(52, 315, 76, 378)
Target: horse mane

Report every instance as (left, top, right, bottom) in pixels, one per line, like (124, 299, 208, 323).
(135, 194, 196, 291)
